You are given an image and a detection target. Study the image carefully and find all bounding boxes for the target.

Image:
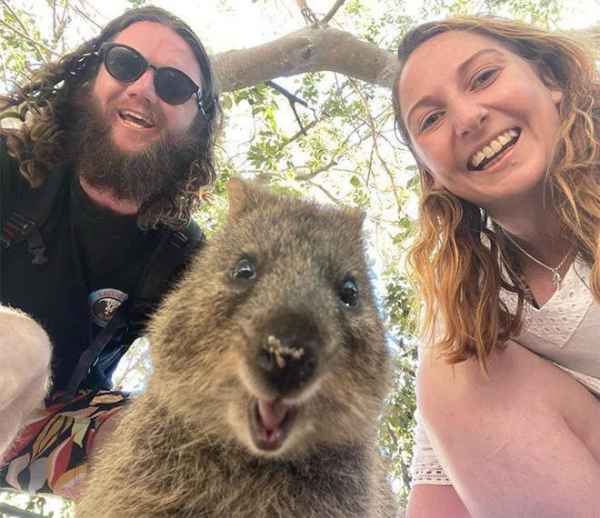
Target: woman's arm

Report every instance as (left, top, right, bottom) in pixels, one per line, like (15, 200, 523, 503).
(407, 485, 471, 518)
(417, 341, 600, 518)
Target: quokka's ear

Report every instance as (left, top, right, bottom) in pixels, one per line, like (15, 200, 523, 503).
(227, 178, 256, 219)
(227, 177, 277, 220)
(344, 207, 366, 234)
(350, 207, 366, 226)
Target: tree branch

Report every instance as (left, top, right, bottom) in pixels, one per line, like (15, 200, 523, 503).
(295, 157, 339, 181)
(280, 118, 320, 149)
(212, 26, 397, 93)
(69, 1, 103, 30)
(210, 24, 600, 106)
(306, 179, 343, 205)
(322, 0, 347, 25)
(266, 80, 314, 134)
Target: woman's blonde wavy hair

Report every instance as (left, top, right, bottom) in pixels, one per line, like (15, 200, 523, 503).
(392, 16, 600, 369)
(0, 5, 222, 230)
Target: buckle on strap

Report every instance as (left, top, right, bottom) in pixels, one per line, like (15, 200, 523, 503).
(1, 211, 36, 247)
(169, 230, 189, 249)
(1, 211, 48, 265)
(27, 228, 48, 265)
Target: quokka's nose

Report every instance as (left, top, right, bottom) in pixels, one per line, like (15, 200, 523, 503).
(255, 316, 320, 395)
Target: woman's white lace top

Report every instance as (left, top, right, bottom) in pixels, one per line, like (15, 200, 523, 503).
(411, 260, 600, 485)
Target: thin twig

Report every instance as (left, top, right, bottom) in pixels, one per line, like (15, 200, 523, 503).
(307, 179, 343, 205)
(266, 79, 316, 135)
(266, 80, 309, 108)
(322, 0, 347, 24)
(296, 0, 319, 25)
(346, 76, 404, 215)
(0, 21, 57, 59)
(295, 157, 339, 181)
(0, 0, 50, 62)
(280, 118, 320, 147)
(69, 2, 103, 30)
(0, 47, 9, 86)
(52, 0, 56, 42)
(52, 1, 71, 48)
(295, 118, 371, 182)
(266, 80, 354, 156)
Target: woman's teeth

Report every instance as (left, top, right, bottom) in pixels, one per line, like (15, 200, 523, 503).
(469, 129, 520, 170)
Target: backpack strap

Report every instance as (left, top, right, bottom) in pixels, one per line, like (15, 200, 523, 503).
(132, 222, 204, 315)
(125, 221, 205, 341)
(60, 221, 205, 398)
(0, 146, 68, 266)
(61, 299, 130, 400)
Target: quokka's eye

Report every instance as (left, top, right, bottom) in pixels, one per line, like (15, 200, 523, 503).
(232, 257, 256, 280)
(338, 278, 359, 308)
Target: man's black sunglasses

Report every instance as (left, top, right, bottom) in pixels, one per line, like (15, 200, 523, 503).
(99, 43, 206, 112)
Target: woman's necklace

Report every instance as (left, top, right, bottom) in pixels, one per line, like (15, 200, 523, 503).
(503, 231, 572, 291)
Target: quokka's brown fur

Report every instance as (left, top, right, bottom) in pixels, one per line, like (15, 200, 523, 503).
(77, 179, 396, 518)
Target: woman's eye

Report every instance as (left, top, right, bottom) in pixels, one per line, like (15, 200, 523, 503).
(471, 68, 498, 89)
(419, 111, 443, 132)
(232, 257, 256, 280)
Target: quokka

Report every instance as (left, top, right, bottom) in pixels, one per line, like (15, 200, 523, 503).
(77, 179, 395, 518)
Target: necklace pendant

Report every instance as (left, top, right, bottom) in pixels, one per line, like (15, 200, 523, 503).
(552, 270, 562, 291)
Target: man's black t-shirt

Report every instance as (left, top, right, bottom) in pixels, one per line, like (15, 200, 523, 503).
(1, 147, 202, 391)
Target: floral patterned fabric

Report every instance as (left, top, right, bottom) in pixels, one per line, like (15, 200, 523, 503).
(0, 390, 129, 498)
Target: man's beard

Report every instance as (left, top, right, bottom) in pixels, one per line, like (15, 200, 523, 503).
(69, 92, 203, 212)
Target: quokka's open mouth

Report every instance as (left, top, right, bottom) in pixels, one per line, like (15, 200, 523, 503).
(248, 399, 298, 452)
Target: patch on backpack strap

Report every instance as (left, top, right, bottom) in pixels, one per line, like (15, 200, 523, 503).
(89, 289, 128, 327)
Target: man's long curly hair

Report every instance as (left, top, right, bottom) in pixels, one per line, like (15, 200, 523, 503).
(0, 5, 222, 230)
(392, 16, 600, 369)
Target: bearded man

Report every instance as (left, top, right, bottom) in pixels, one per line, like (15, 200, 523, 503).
(0, 5, 221, 499)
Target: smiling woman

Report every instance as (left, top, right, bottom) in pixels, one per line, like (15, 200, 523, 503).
(392, 16, 600, 518)
(397, 28, 564, 218)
